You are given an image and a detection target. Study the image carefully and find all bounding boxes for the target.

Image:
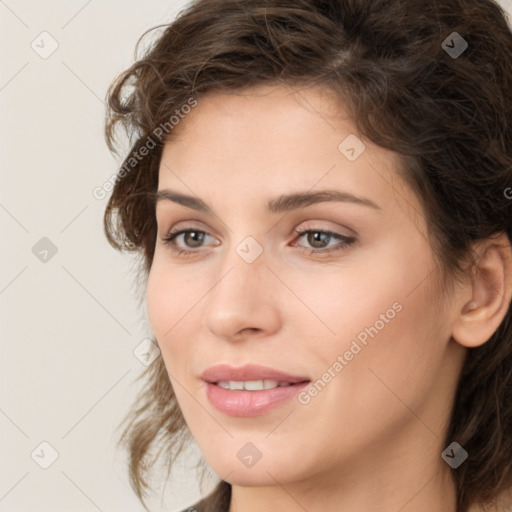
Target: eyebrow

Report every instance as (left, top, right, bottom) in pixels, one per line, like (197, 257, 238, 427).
(155, 188, 381, 214)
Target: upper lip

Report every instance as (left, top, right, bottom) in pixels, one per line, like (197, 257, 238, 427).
(201, 364, 310, 384)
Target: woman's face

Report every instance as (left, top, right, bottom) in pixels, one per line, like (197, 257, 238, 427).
(146, 84, 465, 491)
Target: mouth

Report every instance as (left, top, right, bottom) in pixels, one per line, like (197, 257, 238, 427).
(201, 364, 311, 417)
(215, 380, 299, 390)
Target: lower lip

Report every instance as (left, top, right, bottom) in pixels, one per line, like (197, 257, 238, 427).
(205, 382, 309, 417)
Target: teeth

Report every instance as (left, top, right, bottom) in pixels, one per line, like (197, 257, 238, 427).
(245, 380, 267, 390)
(216, 380, 291, 391)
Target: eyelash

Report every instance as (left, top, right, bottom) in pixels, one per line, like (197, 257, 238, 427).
(161, 227, 356, 258)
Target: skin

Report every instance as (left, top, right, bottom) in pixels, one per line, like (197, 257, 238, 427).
(146, 84, 512, 512)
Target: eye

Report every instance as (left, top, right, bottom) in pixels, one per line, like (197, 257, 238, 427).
(161, 228, 218, 257)
(291, 228, 356, 255)
(160, 226, 356, 258)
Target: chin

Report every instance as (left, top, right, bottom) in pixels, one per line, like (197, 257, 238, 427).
(222, 464, 293, 488)
(201, 443, 308, 488)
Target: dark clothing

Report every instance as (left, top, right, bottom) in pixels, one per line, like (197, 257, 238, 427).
(179, 481, 231, 512)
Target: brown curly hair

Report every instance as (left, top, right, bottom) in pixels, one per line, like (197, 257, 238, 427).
(103, 0, 512, 510)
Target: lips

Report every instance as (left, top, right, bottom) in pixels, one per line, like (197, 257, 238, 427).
(201, 364, 311, 417)
(201, 363, 310, 384)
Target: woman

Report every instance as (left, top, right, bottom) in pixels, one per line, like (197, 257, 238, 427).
(103, 0, 512, 511)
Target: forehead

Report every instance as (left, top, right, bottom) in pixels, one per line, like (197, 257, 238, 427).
(165, 84, 346, 147)
(161, 85, 384, 175)
(157, 84, 419, 222)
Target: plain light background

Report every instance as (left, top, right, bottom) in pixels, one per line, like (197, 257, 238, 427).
(1, 1, 511, 511)
(0, 1, 212, 511)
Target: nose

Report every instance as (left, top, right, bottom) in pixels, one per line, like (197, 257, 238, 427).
(203, 243, 281, 343)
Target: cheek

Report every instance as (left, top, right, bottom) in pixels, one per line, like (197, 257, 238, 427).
(278, 251, 424, 358)
(295, 241, 445, 398)
(146, 260, 197, 360)
(319, 269, 445, 428)
(146, 264, 169, 341)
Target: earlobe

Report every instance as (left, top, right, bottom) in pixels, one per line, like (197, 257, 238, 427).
(451, 233, 512, 349)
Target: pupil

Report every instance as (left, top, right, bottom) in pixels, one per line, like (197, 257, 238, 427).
(309, 232, 328, 248)
(185, 231, 204, 247)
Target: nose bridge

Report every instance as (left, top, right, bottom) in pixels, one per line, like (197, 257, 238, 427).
(213, 235, 268, 306)
(203, 234, 279, 340)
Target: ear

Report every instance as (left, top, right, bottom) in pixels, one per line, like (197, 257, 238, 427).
(451, 232, 512, 348)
